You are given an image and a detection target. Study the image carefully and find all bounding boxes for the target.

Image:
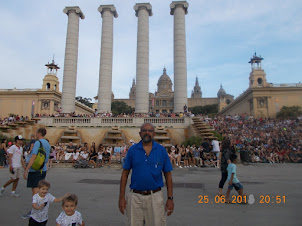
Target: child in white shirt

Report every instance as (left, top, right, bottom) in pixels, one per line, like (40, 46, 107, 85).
(56, 194, 84, 226)
(29, 180, 69, 225)
(97, 150, 103, 168)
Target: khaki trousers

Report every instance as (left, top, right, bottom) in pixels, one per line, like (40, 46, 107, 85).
(126, 190, 166, 226)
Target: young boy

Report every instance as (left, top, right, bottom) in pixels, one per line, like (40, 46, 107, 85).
(29, 180, 69, 225)
(225, 154, 245, 203)
(56, 194, 85, 226)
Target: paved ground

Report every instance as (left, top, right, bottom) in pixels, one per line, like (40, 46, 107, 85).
(0, 163, 301, 226)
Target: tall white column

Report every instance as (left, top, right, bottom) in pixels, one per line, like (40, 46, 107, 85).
(134, 3, 152, 114)
(61, 7, 85, 113)
(97, 5, 118, 113)
(170, 1, 189, 113)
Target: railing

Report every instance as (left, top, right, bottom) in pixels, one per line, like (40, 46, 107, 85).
(38, 117, 191, 127)
(144, 118, 184, 124)
(268, 83, 302, 87)
(101, 118, 133, 124)
(53, 118, 91, 124)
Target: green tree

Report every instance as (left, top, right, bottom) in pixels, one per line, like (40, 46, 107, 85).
(189, 104, 218, 115)
(111, 101, 134, 115)
(75, 96, 93, 108)
(277, 106, 302, 119)
(182, 136, 203, 147)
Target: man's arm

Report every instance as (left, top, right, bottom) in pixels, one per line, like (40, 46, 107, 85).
(8, 153, 13, 172)
(28, 142, 35, 154)
(119, 169, 130, 215)
(164, 171, 174, 216)
(21, 155, 26, 169)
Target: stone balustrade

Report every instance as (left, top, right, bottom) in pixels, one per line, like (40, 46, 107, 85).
(37, 117, 191, 127)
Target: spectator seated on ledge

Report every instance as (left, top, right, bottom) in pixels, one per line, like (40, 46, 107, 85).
(102, 148, 112, 168)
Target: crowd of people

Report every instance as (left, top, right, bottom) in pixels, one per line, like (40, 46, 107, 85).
(209, 115, 302, 164)
(0, 115, 30, 126)
(1, 115, 301, 171)
(50, 141, 130, 169)
(32, 111, 195, 118)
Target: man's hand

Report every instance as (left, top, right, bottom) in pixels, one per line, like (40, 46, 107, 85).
(228, 181, 232, 185)
(23, 169, 28, 179)
(119, 197, 127, 215)
(165, 199, 174, 216)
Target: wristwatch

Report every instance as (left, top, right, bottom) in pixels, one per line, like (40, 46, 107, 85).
(168, 196, 174, 200)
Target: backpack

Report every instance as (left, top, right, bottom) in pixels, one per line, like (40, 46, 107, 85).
(31, 140, 46, 171)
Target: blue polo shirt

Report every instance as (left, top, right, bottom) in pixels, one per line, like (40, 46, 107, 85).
(123, 140, 173, 191)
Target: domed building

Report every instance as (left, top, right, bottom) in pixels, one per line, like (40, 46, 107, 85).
(114, 67, 234, 113)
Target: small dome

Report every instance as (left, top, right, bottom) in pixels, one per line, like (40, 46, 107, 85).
(217, 85, 226, 97)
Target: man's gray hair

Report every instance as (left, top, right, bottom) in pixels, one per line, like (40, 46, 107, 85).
(140, 123, 155, 131)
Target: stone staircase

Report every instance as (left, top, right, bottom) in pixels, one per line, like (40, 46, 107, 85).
(0, 119, 39, 139)
(59, 128, 82, 145)
(102, 127, 126, 147)
(153, 126, 172, 148)
(191, 117, 216, 140)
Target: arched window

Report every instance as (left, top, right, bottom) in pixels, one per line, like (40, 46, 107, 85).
(257, 78, 263, 85)
(46, 83, 51, 90)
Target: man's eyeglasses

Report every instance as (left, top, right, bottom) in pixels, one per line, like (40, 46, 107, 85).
(141, 129, 154, 133)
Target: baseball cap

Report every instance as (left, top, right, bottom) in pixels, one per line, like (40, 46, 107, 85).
(15, 135, 25, 141)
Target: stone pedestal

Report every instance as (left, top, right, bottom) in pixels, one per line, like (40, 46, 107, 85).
(134, 3, 152, 114)
(170, 1, 189, 113)
(61, 7, 85, 113)
(97, 5, 118, 113)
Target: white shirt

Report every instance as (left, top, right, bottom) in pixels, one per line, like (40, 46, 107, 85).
(81, 153, 88, 159)
(56, 211, 83, 226)
(98, 152, 103, 160)
(31, 193, 55, 222)
(212, 140, 220, 153)
(7, 145, 23, 168)
(73, 152, 80, 160)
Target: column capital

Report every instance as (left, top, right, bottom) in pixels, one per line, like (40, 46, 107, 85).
(134, 3, 153, 17)
(63, 6, 85, 19)
(98, 5, 118, 18)
(170, 1, 189, 15)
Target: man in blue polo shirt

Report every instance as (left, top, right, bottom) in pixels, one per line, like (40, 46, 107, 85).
(119, 123, 174, 226)
(22, 127, 51, 219)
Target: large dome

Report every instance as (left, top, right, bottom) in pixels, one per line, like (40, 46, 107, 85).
(156, 67, 173, 96)
(217, 85, 226, 97)
(158, 67, 172, 84)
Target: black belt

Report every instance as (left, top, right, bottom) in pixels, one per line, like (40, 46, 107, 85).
(132, 187, 161, 196)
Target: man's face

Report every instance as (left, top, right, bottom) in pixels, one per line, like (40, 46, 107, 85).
(139, 124, 155, 143)
(16, 139, 23, 146)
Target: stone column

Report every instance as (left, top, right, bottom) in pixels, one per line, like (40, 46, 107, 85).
(170, 1, 189, 113)
(134, 3, 152, 114)
(97, 5, 118, 113)
(61, 7, 85, 113)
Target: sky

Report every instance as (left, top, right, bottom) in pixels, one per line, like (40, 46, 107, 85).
(0, 0, 301, 101)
